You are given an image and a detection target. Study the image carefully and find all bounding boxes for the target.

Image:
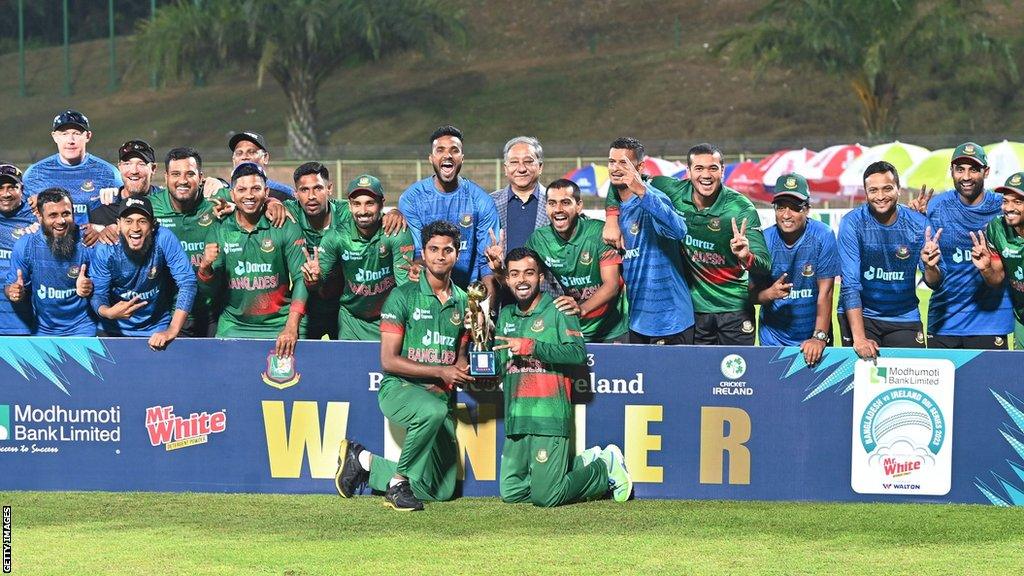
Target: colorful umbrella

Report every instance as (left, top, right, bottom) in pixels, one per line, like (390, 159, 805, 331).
(802, 144, 867, 194)
(759, 149, 817, 189)
(726, 161, 769, 202)
(983, 141, 1024, 188)
(643, 156, 686, 177)
(562, 164, 609, 197)
(838, 142, 931, 197)
(904, 148, 956, 192)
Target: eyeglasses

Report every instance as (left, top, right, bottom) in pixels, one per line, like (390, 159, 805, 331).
(506, 159, 539, 169)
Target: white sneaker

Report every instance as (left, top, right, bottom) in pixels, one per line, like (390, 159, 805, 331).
(600, 444, 632, 502)
(579, 446, 602, 467)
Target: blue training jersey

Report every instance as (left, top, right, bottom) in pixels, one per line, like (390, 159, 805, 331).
(838, 204, 936, 323)
(22, 153, 122, 226)
(90, 227, 197, 336)
(0, 203, 40, 334)
(398, 176, 499, 287)
(759, 219, 840, 346)
(619, 184, 694, 337)
(7, 232, 95, 336)
(926, 190, 1012, 336)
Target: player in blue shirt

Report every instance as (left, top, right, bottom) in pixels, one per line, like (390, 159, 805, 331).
(22, 110, 122, 226)
(923, 142, 1012, 349)
(227, 132, 294, 201)
(398, 125, 500, 295)
(838, 161, 943, 359)
(5, 188, 95, 336)
(754, 174, 839, 365)
(0, 165, 38, 334)
(90, 196, 196, 350)
(610, 137, 695, 343)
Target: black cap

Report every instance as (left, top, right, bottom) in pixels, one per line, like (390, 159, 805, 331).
(118, 196, 154, 220)
(118, 140, 156, 164)
(230, 162, 268, 184)
(52, 109, 90, 131)
(0, 164, 23, 187)
(228, 131, 269, 154)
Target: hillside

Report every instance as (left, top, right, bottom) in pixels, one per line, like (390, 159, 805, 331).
(0, 0, 1021, 166)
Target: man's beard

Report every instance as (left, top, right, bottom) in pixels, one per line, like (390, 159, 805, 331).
(122, 234, 155, 264)
(44, 225, 79, 258)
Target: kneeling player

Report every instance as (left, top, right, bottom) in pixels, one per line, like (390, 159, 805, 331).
(335, 220, 472, 511)
(496, 247, 631, 506)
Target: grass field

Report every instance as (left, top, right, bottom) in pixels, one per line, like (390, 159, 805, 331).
(2, 491, 1022, 575)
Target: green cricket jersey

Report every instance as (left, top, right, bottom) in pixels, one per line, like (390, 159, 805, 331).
(526, 217, 627, 342)
(608, 178, 771, 313)
(200, 213, 309, 337)
(497, 293, 586, 438)
(150, 189, 219, 319)
(319, 219, 415, 322)
(985, 216, 1024, 323)
(379, 274, 468, 389)
(285, 199, 351, 331)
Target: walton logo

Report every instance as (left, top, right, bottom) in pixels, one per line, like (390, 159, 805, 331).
(869, 367, 888, 384)
(0, 404, 9, 440)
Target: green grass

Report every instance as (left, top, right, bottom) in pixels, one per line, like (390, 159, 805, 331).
(2, 491, 1022, 575)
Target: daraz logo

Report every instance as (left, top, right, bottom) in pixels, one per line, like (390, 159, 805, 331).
(869, 367, 888, 384)
(0, 404, 9, 440)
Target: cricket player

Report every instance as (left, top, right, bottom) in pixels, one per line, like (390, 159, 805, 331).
(309, 174, 415, 340)
(974, 172, 1024, 348)
(334, 220, 472, 511)
(0, 164, 38, 334)
(495, 247, 631, 506)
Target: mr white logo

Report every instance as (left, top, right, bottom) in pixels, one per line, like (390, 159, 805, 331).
(234, 260, 273, 275)
(145, 405, 227, 451)
(420, 330, 455, 347)
(864, 267, 904, 281)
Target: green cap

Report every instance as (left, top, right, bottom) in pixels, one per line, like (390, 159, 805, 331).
(951, 142, 988, 168)
(772, 173, 810, 203)
(346, 174, 384, 199)
(995, 172, 1024, 197)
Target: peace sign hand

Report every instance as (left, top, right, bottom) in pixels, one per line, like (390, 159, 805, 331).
(920, 226, 943, 268)
(969, 230, 992, 271)
(301, 247, 321, 285)
(730, 218, 751, 262)
(398, 252, 422, 282)
(763, 272, 793, 301)
(485, 228, 506, 273)
(907, 185, 934, 215)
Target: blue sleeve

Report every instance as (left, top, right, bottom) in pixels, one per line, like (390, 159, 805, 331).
(474, 190, 500, 279)
(88, 245, 112, 314)
(398, 185, 423, 256)
(7, 237, 30, 289)
(160, 229, 196, 313)
(816, 225, 841, 278)
(837, 213, 863, 310)
(639, 184, 688, 240)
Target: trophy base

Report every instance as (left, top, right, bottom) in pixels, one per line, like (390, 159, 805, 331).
(469, 351, 496, 377)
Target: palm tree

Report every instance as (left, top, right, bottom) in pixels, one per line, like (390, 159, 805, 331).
(137, 0, 463, 157)
(716, 0, 1016, 138)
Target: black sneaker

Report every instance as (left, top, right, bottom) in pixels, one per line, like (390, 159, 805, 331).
(383, 480, 424, 511)
(334, 439, 368, 498)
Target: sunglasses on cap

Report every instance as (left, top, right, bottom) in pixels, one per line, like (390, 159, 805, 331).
(119, 140, 153, 158)
(0, 164, 22, 179)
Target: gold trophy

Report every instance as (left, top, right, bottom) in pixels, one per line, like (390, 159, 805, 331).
(466, 281, 495, 376)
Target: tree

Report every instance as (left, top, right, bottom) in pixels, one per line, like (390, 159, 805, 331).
(137, 0, 463, 157)
(715, 0, 1017, 138)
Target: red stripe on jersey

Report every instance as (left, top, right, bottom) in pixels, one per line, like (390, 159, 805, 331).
(514, 373, 566, 398)
(291, 300, 306, 316)
(702, 265, 745, 285)
(582, 302, 607, 319)
(380, 322, 405, 336)
(565, 329, 583, 338)
(600, 248, 622, 266)
(606, 206, 620, 217)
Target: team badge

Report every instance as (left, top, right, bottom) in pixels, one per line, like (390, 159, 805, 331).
(895, 245, 910, 260)
(459, 214, 473, 228)
(81, 180, 95, 192)
(802, 263, 814, 277)
(535, 449, 548, 464)
(531, 318, 545, 333)
(449, 310, 462, 326)
(379, 243, 389, 257)
(262, 351, 301, 390)
(358, 176, 372, 187)
(964, 144, 976, 155)
(629, 222, 640, 235)
(708, 217, 721, 232)
(11, 227, 26, 239)
(579, 250, 593, 265)
(785, 177, 797, 189)
(741, 320, 754, 334)
(915, 331, 925, 344)
(198, 212, 214, 227)
(148, 266, 159, 280)
(261, 237, 275, 253)
(67, 265, 80, 279)
(995, 336, 1006, 347)
(1012, 174, 1023, 186)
